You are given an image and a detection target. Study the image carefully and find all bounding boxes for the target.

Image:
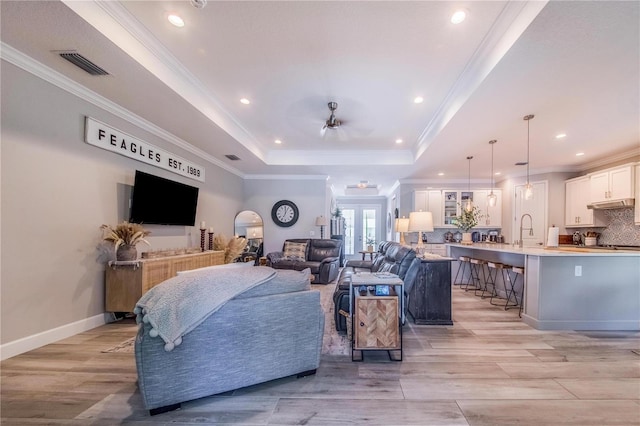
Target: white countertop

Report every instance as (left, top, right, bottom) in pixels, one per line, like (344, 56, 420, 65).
(445, 243, 640, 257)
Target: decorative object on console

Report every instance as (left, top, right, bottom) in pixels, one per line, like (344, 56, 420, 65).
(315, 215, 329, 238)
(100, 221, 150, 261)
(200, 226, 206, 252)
(213, 234, 248, 263)
(452, 205, 482, 244)
(208, 228, 214, 251)
(395, 216, 410, 245)
(271, 200, 299, 227)
(365, 236, 376, 252)
(408, 211, 434, 250)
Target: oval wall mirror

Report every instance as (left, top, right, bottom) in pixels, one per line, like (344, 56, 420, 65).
(234, 210, 264, 263)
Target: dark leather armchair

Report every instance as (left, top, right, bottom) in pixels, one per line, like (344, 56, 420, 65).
(267, 238, 341, 284)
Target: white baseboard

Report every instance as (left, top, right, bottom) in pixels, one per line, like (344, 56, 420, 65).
(0, 314, 108, 360)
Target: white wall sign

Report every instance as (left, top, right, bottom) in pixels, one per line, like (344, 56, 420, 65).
(84, 116, 205, 182)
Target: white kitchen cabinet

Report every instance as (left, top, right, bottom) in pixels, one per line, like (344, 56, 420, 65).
(421, 243, 447, 256)
(565, 177, 595, 227)
(473, 190, 502, 228)
(442, 190, 473, 226)
(589, 165, 635, 203)
(635, 165, 640, 225)
(413, 190, 443, 226)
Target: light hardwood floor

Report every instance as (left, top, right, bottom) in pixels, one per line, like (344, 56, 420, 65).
(2, 287, 639, 425)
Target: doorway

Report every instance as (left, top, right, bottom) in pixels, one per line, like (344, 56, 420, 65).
(340, 204, 382, 261)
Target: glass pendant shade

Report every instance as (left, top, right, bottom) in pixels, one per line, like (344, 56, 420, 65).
(524, 183, 534, 200)
(465, 156, 473, 211)
(487, 140, 497, 207)
(523, 114, 534, 200)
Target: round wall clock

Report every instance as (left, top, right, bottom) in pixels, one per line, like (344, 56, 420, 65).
(271, 200, 299, 227)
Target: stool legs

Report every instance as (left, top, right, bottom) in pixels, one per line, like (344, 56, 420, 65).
(454, 258, 471, 287)
(505, 268, 523, 310)
(470, 261, 487, 295)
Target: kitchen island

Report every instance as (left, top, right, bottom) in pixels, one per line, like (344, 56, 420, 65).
(446, 243, 640, 331)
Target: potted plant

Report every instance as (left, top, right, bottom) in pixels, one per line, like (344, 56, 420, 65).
(100, 221, 150, 261)
(452, 205, 483, 244)
(366, 236, 376, 252)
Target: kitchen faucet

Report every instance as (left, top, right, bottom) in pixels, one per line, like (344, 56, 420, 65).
(519, 214, 534, 248)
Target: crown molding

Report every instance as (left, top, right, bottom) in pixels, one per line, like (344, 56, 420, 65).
(61, 0, 266, 162)
(577, 148, 640, 172)
(243, 174, 328, 181)
(1, 42, 245, 179)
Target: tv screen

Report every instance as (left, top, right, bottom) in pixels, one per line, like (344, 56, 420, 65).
(129, 170, 199, 226)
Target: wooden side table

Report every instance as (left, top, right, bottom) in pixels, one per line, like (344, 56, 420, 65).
(358, 250, 376, 261)
(349, 272, 404, 361)
(353, 288, 401, 361)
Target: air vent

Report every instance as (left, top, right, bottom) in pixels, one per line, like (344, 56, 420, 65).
(515, 161, 528, 166)
(225, 154, 241, 161)
(58, 52, 109, 76)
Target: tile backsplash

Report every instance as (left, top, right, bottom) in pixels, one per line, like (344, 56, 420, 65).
(574, 207, 640, 246)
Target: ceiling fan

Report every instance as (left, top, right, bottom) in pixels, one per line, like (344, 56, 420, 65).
(320, 102, 343, 137)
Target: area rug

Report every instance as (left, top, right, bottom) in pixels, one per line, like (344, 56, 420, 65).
(102, 283, 349, 355)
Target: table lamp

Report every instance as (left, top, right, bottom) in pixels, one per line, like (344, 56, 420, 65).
(315, 215, 329, 238)
(408, 211, 434, 249)
(395, 217, 410, 245)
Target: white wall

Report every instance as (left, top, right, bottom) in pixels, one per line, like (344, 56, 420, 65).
(243, 178, 330, 255)
(1, 62, 243, 352)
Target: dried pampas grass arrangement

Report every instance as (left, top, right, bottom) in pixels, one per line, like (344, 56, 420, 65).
(213, 234, 248, 263)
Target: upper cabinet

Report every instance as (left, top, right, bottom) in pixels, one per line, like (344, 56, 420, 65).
(565, 177, 600, 227)
(442, 190, 473, 226)
(636, 164, 640, 225)
(589, 165, 635, 203)
(413, 190, 443, 227)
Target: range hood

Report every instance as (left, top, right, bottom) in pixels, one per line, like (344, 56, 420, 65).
(587, 198, 635, 209)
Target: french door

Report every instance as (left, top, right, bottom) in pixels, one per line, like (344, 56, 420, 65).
(340, 204, 381, 261)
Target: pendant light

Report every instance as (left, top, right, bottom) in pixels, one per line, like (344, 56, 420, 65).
(523, 114, 535, 200)
(465, 156, 473, 212)
(488, 140, 497, 207)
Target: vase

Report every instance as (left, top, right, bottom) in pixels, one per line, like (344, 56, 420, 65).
(116, 244, 137, 261)
(462, 232, 473, 245)
(367, 245, 374, 252)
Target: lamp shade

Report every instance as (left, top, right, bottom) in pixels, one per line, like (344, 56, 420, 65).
(315, 215, 329, 226)
(408, 211, 434, 232)
(395, 217, 410, 233)
(246, 226, 263, 239)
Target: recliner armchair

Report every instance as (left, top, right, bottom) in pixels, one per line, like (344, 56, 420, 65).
(332, 241, 417, 332)
(267, 238, 341, 284)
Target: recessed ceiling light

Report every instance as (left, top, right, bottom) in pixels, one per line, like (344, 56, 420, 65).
(274, 139, 282, 144)
(495, 172, 501, 176)
(413, 96, 424, 104)
(556, 133, 567, 139)
(576, 152, 585, 156)
(240, 98, 250, 105)
(438, 172, 444, 176)
(168, 14, 185, 27)
(451, 10, 466, 24)
(395, 139, 403, 144)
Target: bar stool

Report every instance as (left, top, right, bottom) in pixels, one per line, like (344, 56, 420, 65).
(469, 258, 488, 294)
(506, 266, 524, 311)
(486, 262, 512, 304)
(454, 256, 472, 287)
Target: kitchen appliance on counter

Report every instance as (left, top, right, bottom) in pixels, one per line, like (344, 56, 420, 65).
(487, 229, 499, 243)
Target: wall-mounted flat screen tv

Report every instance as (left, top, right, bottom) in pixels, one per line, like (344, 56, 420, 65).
(130, 170, 199, 226)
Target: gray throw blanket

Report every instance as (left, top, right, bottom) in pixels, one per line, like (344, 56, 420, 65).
(134, 266, 277, 351)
